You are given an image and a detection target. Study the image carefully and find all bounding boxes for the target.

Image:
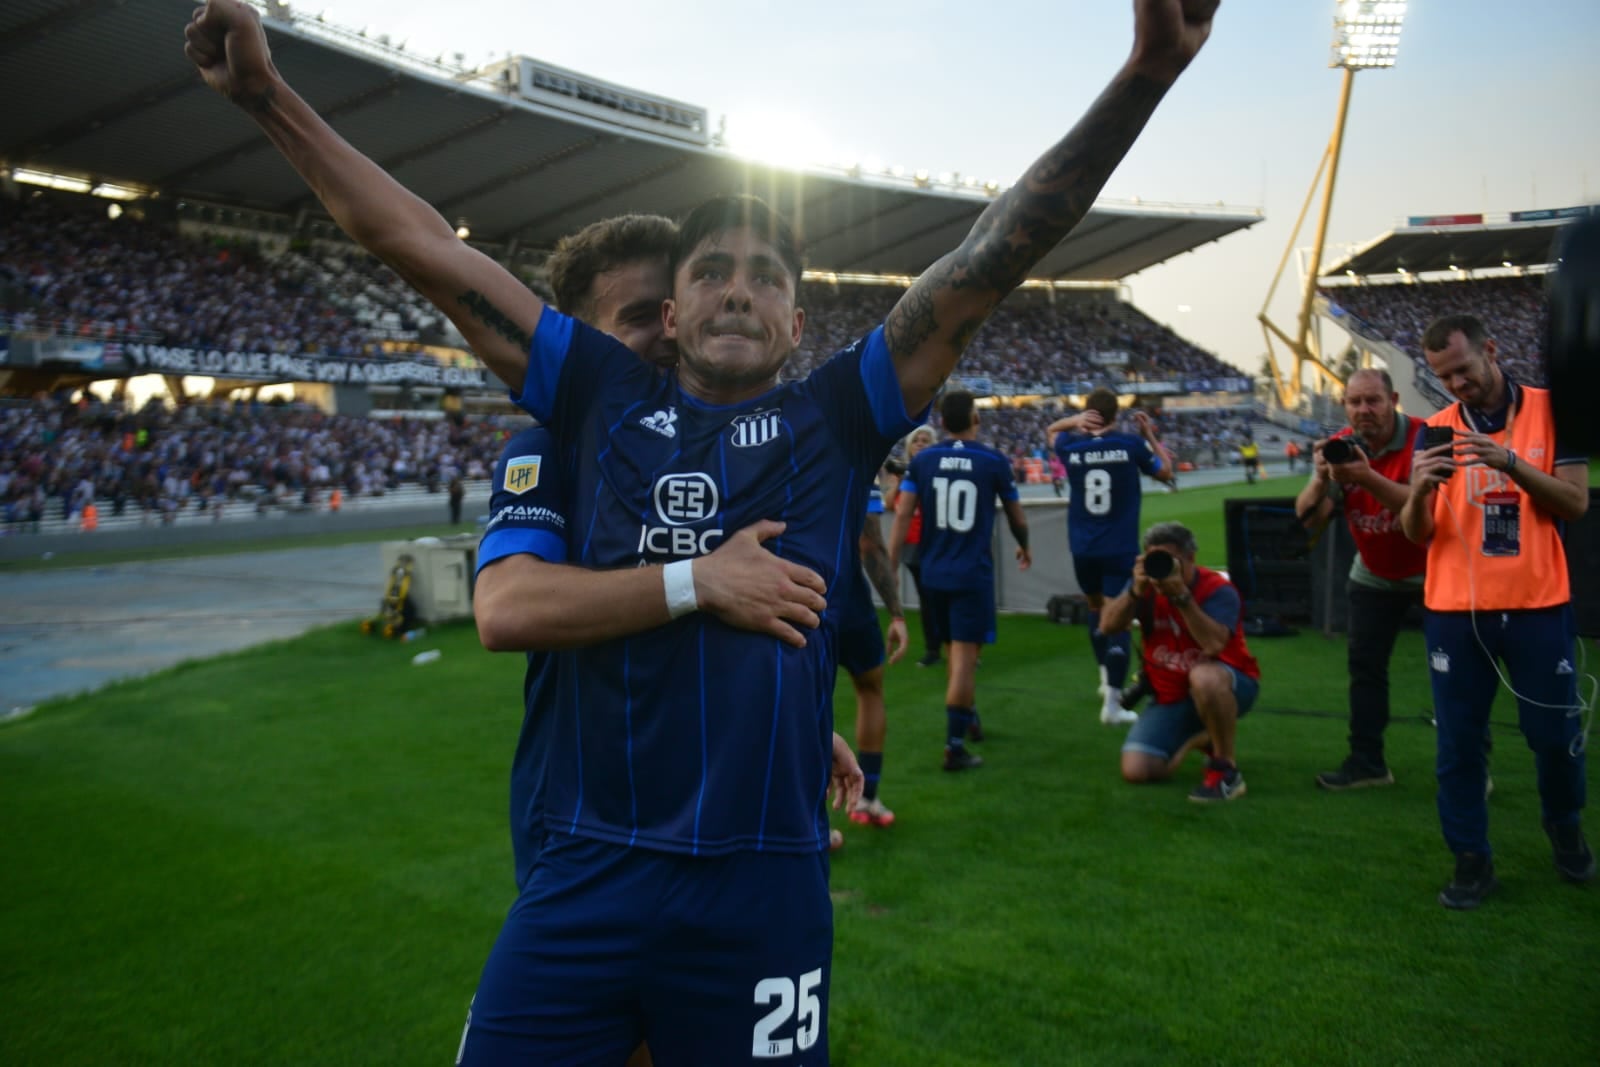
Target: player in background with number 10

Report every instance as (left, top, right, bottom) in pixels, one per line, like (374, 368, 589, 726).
(1047, 387, 1175, 726)
(890, 390, 1031, 772)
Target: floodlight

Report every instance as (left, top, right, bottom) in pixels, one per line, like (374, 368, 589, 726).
(455, 224, 471, 239)
(1331, 0, 1407, 69)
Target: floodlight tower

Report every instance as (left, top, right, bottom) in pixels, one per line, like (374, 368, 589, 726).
(1259, 0, 1407, 410)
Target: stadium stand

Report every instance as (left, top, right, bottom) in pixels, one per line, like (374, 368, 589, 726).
(0, 395, 512, 533)
(1322, 276, 1549, 386)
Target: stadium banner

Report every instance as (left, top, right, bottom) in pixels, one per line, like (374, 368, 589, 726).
(1120, 379, 1186, 396)
(951, 375, 994, 396)
(1509, 205, 1597, 223)
(1184, 376, 1253, 394)
(122, 344, 495, 391)
(1406, 213, 1483, 227)
(1091, 349, 1131, 367)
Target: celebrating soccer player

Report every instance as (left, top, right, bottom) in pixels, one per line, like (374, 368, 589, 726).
(187, 0, 1221, 1057)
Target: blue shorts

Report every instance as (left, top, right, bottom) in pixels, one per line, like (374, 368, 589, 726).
(1121, 665, 1260, 762)
(922, 584, 996, 645)
(460, 834, 833, 1066)
(837, 573, 886, 678)
(1072, 552, 1137, 601)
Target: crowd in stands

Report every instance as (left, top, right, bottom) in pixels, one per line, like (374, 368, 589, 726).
(789, 284, 1240, 387)
(5, 190, 1250, 393)
(0, 395, 517, 531)
(919, 403, 1267, 474)
(0, 196, 379, 356)
(1324, 276, 1548, 386)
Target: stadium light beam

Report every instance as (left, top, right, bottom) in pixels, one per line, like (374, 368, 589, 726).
(1259, 0, 1407, 411)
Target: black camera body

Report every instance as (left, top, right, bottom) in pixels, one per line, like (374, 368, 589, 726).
(883, 457, 907, 477)
(1322, 436, 1361, 464)
(1143, 549, 1176, 580)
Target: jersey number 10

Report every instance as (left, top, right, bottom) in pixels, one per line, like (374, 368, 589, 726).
(930, 476, 978, 533)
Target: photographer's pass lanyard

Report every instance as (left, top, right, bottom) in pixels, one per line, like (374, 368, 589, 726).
(1476, 400, 1519, 558)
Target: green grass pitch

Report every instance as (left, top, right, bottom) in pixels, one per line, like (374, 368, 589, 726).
(3, 477, 1597, 1064)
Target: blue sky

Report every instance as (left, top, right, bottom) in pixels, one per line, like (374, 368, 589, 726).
(315, 0, 1600, 373)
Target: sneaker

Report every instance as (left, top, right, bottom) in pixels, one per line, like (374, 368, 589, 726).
(1188, 759, 1246, 803)
(916, 652, 941, 668)
(1315, 756, 1395, 791)
(828, 828, 845, 852)
(849, 796, 896, 827)
(943, 746, 984, 772)
(967, 712, 984, 743)
(1439, 853, 1497, 909)
(1544, 821, 1596, 883)
(1100, 692, 1138, 726)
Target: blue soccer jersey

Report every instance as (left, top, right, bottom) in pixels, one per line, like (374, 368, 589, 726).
(1054, 429, 1163, 558)
(512, 309, 921, 856)
(478, 427, 569, 891)
(900, 439, 1019, 592)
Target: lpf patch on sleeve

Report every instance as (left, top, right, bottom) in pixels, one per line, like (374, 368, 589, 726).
(502, 455, 542, 495)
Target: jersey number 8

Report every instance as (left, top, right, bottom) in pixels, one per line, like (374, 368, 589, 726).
(1083, 468, 1114, 516)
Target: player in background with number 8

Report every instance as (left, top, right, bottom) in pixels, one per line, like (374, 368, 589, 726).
(890, 391, 1031, 771)
(1047, 388, 1176, 726)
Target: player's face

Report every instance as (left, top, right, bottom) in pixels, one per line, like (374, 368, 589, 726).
(1425, 332, 1499, 408)
(1342, 374, 1395, 445)
(665, 225, 805, 399)
(588, 256, 674, 368)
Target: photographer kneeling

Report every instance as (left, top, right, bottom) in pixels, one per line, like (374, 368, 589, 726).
(1100, 522, 1262, 803)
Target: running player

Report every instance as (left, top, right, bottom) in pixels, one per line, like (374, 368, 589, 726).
(1046, 388, 1173, 725)
(891, 391, 1031, 770)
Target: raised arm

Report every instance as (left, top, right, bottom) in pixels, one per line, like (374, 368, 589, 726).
(883, 0, 1218, 413)
(184, 0, 540, 393)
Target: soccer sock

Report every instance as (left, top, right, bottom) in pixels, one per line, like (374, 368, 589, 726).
(1086, 612, 1108, 666)
(859, 751, 883, 802)
(946, 705, 974, 750)
(1104, 632, 1132, 690)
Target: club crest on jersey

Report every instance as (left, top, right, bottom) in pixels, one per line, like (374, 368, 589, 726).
(730, 410, 782, 448)
(639, 407, 678, 438)
(501, 455, 542, 495)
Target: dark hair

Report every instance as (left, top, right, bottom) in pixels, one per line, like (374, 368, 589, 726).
(1085, 386, 1119, 423)
(940, 390, 977, 434)
(1143, 521, 1198, 556)
(671, 194, 804, 290)
(546, 214, 677, 320)
(1345, 367, 1394, 393)
(1421, 314, 1490, 355)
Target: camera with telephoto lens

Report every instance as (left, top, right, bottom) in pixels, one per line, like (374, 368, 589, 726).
(883, 457, 907, 476)
(1143, 549, 1176, 581)
(1322, 436, 1360, 464)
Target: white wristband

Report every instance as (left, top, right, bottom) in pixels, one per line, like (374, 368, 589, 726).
(663, 559, 698, 619)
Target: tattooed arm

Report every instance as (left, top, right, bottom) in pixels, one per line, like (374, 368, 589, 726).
(884, 0, 1218, 414)
(184, 0, 539, 394)
(859, 514, 904, 617)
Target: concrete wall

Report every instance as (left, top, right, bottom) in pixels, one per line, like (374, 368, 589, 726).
(0, 488, 491, 563)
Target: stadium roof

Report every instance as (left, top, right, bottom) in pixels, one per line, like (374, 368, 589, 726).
(1322, 215, 1580, 279)
(0, 0, 1260, 282)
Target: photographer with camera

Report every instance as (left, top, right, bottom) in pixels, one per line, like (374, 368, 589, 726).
(1295, 368, 1428, 791)
(1099, 521, 1261, 803)
(1401, 313, 1592, 909)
